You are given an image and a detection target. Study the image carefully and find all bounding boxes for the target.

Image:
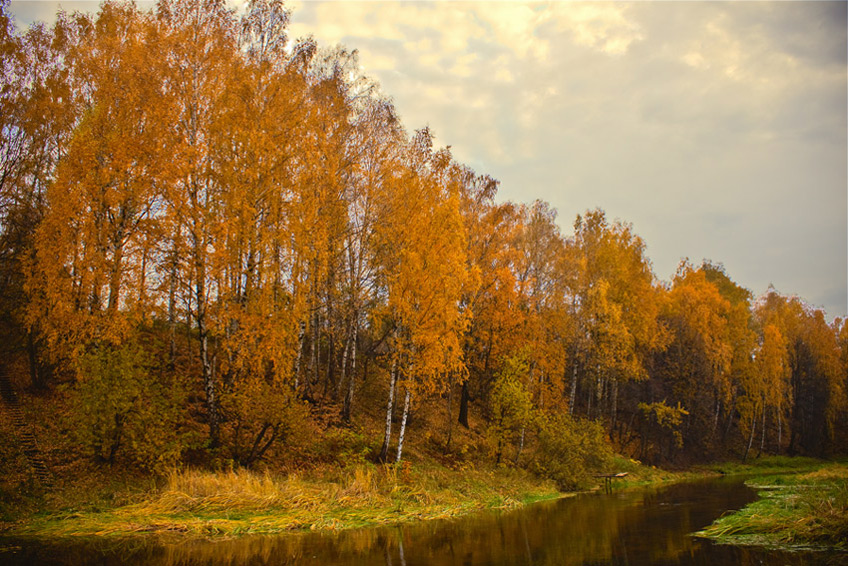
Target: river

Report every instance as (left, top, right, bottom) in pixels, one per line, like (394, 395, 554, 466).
(1, 477, 845, 565)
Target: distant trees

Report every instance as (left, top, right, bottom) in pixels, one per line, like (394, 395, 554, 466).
(0, 0, 844, 474)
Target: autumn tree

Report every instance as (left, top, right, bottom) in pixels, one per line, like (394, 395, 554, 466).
(4, 4, 83, 386)
(456, 178, 521, 431)
(564, 210, 666, 430)
(755, 289, 845, 456)
(513, 201, 568, 413)
(647, 262, 733, 459)
(744, 323, 789, 458)
(28, 2, 175, 374)
(154, 0, 241, 446)
(374, 131, 469, 463)
(0, 0, 30, 364)
(203, 0, 317, 464)
(73, 339, 188, 470)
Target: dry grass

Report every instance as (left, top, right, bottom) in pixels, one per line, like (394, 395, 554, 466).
(11, 463, 560, 538)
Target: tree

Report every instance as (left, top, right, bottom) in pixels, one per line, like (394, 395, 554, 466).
(374, 131, 469, 463)
(5, 5, 82, 386)
(457, 189, 522, 431)
(155, 0, 240, 446)
(29, 2, 170, 368)
(564, 210, 666, 429)
(512, 201, 568, 417)
(651, 263, 733, 457)
(745, 323, 789, 458)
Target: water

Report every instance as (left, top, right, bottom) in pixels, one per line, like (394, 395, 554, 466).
(2, 477, 845, 565)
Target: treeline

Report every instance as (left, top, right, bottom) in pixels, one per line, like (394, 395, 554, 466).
(1, 0, 845, 479)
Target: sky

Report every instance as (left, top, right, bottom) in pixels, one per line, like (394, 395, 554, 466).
(9, 1, 848, 321)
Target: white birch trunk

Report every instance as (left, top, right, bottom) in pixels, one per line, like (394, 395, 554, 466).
(395, 387, 412, 463)
(379, 359, 397, 462)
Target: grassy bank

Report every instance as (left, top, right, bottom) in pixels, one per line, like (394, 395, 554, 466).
(4, 455, 710, 540)
(696, 459, 848, 550)
(8, 463, 563, 538)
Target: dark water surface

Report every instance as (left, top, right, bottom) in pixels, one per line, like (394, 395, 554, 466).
(2, 477, 846, 565)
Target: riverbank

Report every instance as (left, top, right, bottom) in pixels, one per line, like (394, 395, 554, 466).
(7, 463, 563, 538)
(697, 458, 848, 550)
(4, 456, 704, 540)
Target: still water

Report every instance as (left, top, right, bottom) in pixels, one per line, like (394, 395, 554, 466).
(2, 477, 846, 565)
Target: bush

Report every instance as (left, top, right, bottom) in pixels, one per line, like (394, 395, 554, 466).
(532, 413, 613, 490)
(73, 341, 189, 471)
(315, 427, 379, 466)
(487, 354, 535, 464)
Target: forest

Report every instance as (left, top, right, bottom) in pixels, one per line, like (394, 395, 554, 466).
(1, 0, 846, 496)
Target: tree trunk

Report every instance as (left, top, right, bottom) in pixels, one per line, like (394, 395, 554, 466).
(722, 394, 737, 444)
(458, 380, 470, 428)
(167, 237, 179, 367)
(342, 322, 357, 423)
(106, 234, 124, 314)
(743, 413, 756, 463)
(379, 359, 398, 462)
(196, 265, 218, 447)
(568, 363, 578, 415)
(293, 320, 306, 390)
(395, 388, 412, 463)
(758, 404, 767, 457)
(610, 379, 619, 429)
(324, 329, 335, 400)
(514, 425, 525, 465)
(108, 413, 124, 464)
(338, 322, 350, 399)
(27, 331, 45, 389)
(713, 396, 721, 434)
(496, 415, 504, 465)
(446, 377, 453, 450)
(310, 309, 320, 392)
(244, 423, 278, 466)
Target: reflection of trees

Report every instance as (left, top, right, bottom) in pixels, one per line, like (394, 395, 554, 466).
(11, 480, 833, 566)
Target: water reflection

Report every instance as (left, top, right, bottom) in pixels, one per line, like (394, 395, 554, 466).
(3, 478, 846, 565)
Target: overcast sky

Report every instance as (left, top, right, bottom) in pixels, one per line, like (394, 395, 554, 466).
(9, 1, 848, 320)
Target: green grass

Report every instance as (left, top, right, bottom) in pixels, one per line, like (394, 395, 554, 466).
(3, 452, 745, 541)
(8, 463, 561, 539)
(707, 455, 825, 477)
(604, 456, 714, 489)
(696, 461, 848, 550)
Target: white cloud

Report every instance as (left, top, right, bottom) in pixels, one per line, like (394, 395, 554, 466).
(550, 3, 645, 56)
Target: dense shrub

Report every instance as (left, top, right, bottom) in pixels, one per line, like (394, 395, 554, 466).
(532, 412, 613, 490)
(73, 341, 189, 471)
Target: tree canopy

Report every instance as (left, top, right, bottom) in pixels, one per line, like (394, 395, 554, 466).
(0, 0, 844, 474)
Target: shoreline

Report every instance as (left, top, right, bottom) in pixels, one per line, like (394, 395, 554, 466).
(2, 464, 565, 540)
(2, 459, 701, 541)
(7, 457, 842, 545)
(696, 460, 848, 551)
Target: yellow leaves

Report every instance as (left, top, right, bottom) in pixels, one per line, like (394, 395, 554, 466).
(669, 264, 734, 379)
(371, 137, 471, 394)
(638, 401, 689, 448)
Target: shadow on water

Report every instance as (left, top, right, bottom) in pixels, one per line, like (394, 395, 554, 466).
(2, 477, 846, 565)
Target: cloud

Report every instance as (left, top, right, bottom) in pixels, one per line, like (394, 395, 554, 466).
(549, 2, 644, 56)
